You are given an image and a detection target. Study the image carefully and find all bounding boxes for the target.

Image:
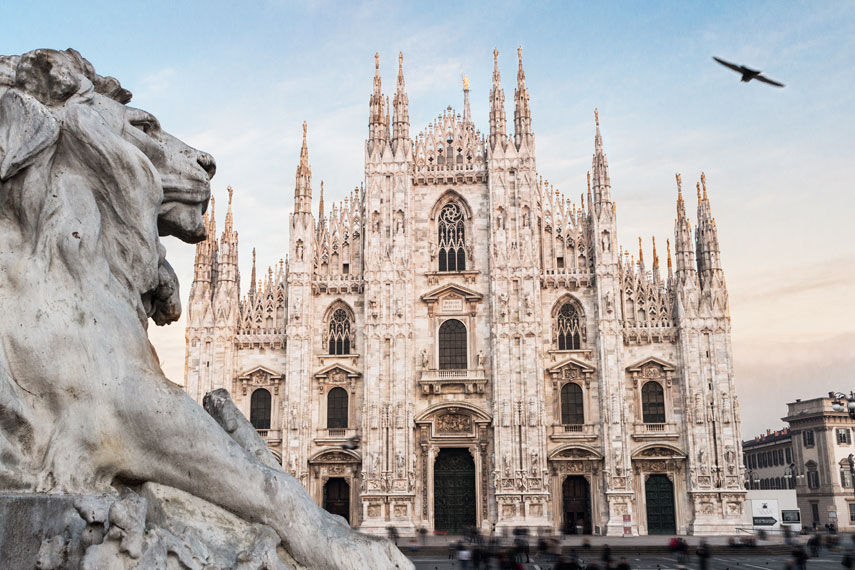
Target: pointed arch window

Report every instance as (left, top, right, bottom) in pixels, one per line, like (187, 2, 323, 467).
(250, 388, 271, 430)
(438, 319, 467, 370)
(327, 308, 352, 355)
(560, 383, 584, 425)
(438, 202, 466, 272)
(641, 382, 666, 424)
(327, 387, 348, 429)
(557, 303, 582, 350)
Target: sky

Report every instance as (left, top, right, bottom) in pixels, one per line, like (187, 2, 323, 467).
(3, 1, 853, 439)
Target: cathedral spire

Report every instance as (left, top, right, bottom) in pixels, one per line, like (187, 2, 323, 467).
(637, 236, 645, 273)
(392, 52, 410, 154)
(591, 108, 612, 205)
(294, 122, 312, 215)
(489, 48, 507, 150)
(673, 173, 696, 277)
(652, 236, 661, 284)
(249, 247, 257, 301)
(368, 52, 387, 154)
(513, 46, 532, 149)
(318, 180, 325, 221)
(462, 74, 472, 125)
(695, 172, 722, 282)
(666, 238, 673, 279)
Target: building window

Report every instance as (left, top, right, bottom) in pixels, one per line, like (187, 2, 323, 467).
(438, 319, 467, 370)
(811, 503, 820, 523)
(807, 470, 820, 489)
(557, 303, 582, 350)
(838, 428, 851, 445)
(803, 430, 815, 447)
(327, 307, 353, 355)
(560, 383, 584, 425)
(641, 382, 666, 424)
(437, 202, 466, 272)
(849, 504, 855, 523)
(327, 387, 348, 429)
(840, 467, 853, 488)
(786, 447, 792, 463)
(250, 388, 272, 430)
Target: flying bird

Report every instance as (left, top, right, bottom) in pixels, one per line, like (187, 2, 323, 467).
(713, 57, 785, 87)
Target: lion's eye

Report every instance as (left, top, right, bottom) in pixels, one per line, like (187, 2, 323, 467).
(130, 119, 157, 135)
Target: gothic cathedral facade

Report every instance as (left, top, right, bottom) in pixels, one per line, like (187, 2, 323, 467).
(184, 49, 748, 536)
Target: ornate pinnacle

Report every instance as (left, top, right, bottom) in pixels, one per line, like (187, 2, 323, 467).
(701, 171, 708, 201)
(594, 108, 599, 127)
(375, 52, 379, 72)
(227, 185, 234, 205)
(398, 51, 403, 70)
(493, 48, 499, 69)
(666, 239, 673, 270)
(463, 74, 469, 91)
(675, 172, 682, 192)
(696, 181, 702, 202)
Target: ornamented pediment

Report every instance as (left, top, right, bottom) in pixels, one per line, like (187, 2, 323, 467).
(632, 445, 685, 459)
(549, 445, 603, 461)
(414, 402, 491, 425)
(626, 357, 676, 375)
(314, 363, 361, 383)
(235, 366, 284, 395)
(308, 448, 361, 464)
(420, 283, 483, 304)
(547, 357, 595, 385)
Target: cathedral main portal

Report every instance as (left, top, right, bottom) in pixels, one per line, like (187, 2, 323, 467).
(562, 476, 592, 534)
(645, 474, 676, 534)
(434, 448, 476, 533)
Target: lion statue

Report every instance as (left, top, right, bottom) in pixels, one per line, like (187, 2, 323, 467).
(0, 49, 411, 570)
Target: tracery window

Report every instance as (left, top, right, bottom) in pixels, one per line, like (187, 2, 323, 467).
(557, 303, 582, 350)
(250, 388, 271, 430)
(327, 387, 348, 429)
(641, 382, 666, 424)
(327, 308, 352, 355)
(437, 202, 466, 272)
(560, 383, 584, 425)
(438, 319, 467, 370)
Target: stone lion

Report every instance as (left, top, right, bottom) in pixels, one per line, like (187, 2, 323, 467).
(0, 49, 411, 570)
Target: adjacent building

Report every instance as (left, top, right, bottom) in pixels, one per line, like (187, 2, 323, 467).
(742, 429, 794, 490)
(785, 397, 855, 531)
(183, 49, 748, 535)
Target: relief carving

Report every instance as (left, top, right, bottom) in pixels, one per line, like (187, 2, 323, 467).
(436, 413, 472, 433)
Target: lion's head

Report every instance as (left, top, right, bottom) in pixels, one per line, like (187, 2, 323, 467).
(0, 49, 214, 325)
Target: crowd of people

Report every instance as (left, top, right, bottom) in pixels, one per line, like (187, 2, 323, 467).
(385, 524, 855, 570)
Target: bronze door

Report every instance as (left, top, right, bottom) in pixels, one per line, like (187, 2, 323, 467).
(323, 477, 350, 524)
(562, 476, 592, 534)
(434, 448, 476, 533)
(645, 474, 676, 534)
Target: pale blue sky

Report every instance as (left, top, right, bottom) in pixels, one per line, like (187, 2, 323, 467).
(3, 1, 853, 437)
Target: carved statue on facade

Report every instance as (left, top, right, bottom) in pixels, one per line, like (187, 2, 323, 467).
(0, 49, 410, 570)
(420, 348, 429, 368)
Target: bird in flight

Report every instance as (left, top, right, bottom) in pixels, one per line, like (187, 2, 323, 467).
(713, 57, 785, 87)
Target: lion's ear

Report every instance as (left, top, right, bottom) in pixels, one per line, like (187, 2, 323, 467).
(0, 89, 60, 181)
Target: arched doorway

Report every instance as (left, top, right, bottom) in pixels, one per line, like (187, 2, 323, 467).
(323, 478, 350, 524)
(562, 476, 591, 534)
(645, 474, 676, 534)
(434, 448, 476, 533)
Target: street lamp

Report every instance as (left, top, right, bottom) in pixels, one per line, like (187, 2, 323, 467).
(829, 392, 855, 418)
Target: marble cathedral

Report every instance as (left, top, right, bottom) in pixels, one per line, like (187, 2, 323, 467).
(184, 49, 749, 536)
